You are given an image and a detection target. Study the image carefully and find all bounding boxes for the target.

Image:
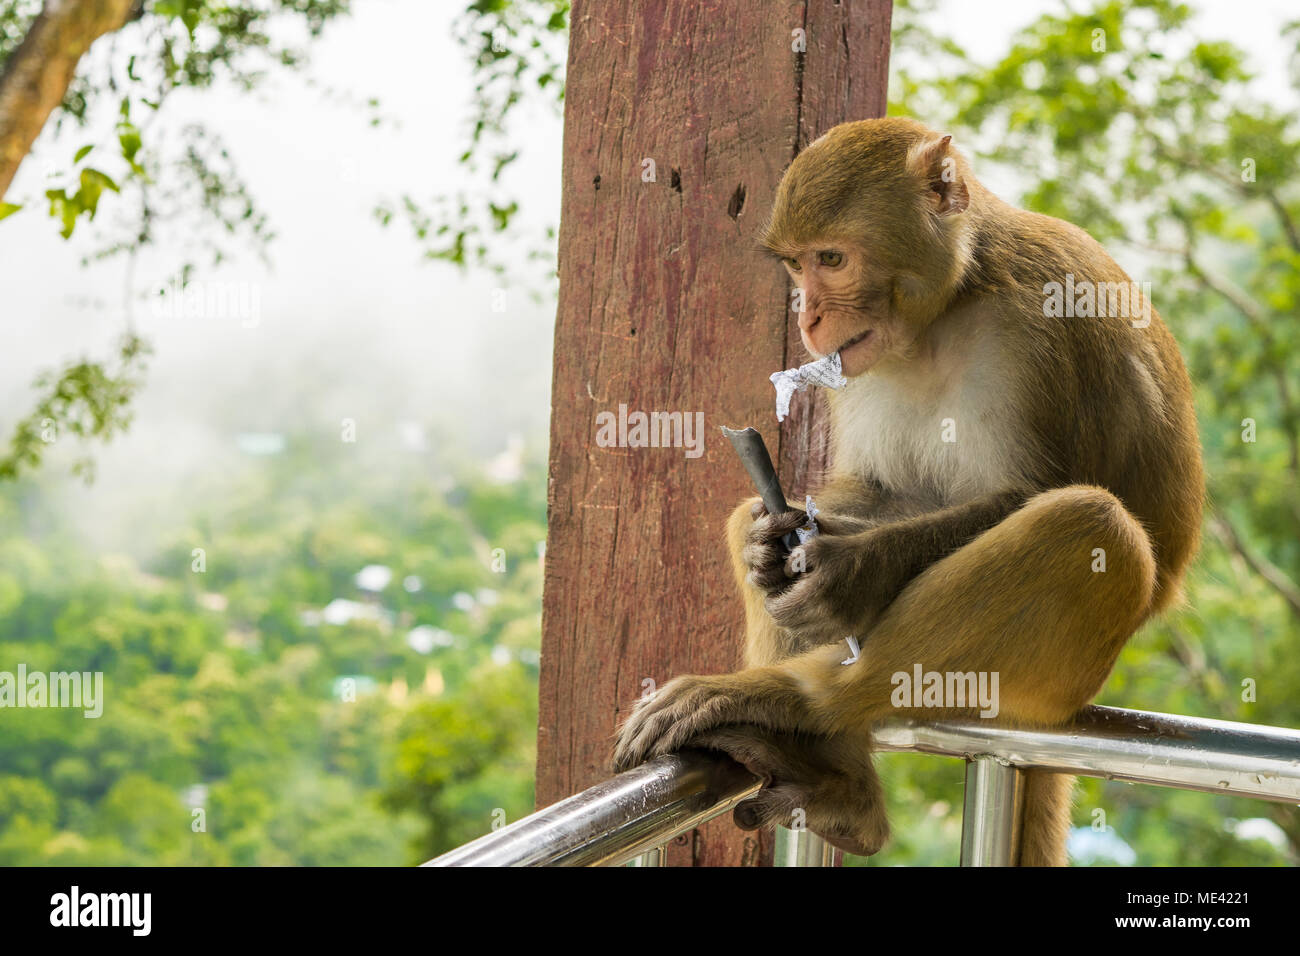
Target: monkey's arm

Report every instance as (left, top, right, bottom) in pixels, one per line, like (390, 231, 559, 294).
(749, 489, 1028, 643)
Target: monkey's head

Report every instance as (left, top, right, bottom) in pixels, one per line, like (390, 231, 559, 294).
(760, 117, 976, 377)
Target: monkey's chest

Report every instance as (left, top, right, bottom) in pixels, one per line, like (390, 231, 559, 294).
(831, 369, 1031, 504)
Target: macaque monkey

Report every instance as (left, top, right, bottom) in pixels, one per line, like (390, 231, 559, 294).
(612, 117, 1204, 865)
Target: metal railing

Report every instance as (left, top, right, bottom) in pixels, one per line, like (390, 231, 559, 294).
(425, 705, 1300, 867)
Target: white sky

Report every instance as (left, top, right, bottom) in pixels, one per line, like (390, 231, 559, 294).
(0, 0, 1293, 548)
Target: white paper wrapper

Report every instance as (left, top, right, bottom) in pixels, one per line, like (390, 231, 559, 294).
(769, 351, 848, 422)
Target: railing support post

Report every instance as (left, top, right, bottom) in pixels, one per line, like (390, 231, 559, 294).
(627, 844, 667, 866)
(959, 755, 1025, 866)
(774, 826, 837, 867)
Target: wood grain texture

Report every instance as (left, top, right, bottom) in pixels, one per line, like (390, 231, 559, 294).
(539, 0, 893, 866)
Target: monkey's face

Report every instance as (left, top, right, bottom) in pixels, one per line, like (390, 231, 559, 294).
(762, 118, 976, 377)
(782, 243, 898, 377)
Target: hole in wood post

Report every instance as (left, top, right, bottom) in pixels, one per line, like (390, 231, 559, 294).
(670, 168, 682, 192)
(593, 174, 602, 190)
(727, 183, 747, 219)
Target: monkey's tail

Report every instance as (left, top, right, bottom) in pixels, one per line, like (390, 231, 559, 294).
(1015, 771, 1074, 866)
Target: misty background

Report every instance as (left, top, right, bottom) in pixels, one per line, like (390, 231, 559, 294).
(2, 0, 1292, 563)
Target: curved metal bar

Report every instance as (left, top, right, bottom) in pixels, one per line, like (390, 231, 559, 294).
(425, 750, 761, 867)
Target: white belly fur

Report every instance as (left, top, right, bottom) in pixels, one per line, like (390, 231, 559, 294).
(828, 312, 1033, 504)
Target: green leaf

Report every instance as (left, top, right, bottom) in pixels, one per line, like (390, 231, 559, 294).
(73, 145, 95, 164)
(77, 168, 120, 219)
(0, 203, 21, 222)
(118, 124, 143, 167)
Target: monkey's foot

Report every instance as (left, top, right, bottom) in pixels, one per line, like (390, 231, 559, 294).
(612, 674, 754, 772)
(691, 726, 891, 857)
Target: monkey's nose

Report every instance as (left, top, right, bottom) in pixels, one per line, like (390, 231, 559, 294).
(797, 310, 822, 333)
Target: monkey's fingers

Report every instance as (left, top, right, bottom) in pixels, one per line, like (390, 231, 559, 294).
(751, 509, 807, 539)
(749, 499, 807, 521)
(688, 728, 812, 832)
(763, 572, 827, 632)
(782, 544, 814, 577)
(610, 676, 736, 772)
(743, 542, 792, 591)
(733, 785, 807, 833)
(743, 512, 810, 590)
(688, 727, 780, 784)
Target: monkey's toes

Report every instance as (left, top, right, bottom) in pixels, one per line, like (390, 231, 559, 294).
(813, 826, 887, 858)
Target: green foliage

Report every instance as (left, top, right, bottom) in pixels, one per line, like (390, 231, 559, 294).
(0, 334, 151, 483)
(384, 661, 537, 859)
(45, 167, 119, 239)
(0, 2, 357, 483)
(3, 2, 353, 259)
(0, 439, 545, 865)
(375, 0, 567, 284)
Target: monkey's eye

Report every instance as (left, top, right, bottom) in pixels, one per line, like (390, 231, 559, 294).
(783, 257, 802, 272)
(818, 250, 844, 268)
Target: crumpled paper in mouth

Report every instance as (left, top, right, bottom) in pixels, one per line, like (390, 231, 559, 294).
(769, 351, 847, 422)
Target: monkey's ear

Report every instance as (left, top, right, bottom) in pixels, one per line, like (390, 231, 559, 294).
(911, 134, 969, 217)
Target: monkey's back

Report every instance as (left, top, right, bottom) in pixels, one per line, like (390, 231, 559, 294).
(967, 198, 1204, 613)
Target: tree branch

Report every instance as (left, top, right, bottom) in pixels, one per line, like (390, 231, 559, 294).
(1184, 248, 1300, 474)
(1153, 140, 1300, 254)
(0, 0, 138, 200)
(1209, 513, 1300, 621)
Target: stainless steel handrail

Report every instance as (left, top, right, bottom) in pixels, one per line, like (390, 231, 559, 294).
(425, 750, 761, 867)
(424, 705, 1300, 867)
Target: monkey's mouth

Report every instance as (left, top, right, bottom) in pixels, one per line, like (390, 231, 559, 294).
(835, 329, 874, 354)
(834, 328, 880, 377)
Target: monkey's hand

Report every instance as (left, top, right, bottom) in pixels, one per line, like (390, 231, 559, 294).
(742, 501, 872, 589)
(762, 525, 897, 643)
(740, 500, 808, 592)
(611, 669, 818, 773)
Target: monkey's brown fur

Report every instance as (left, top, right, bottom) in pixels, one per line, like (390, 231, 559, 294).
(612, 118, 1204, 866)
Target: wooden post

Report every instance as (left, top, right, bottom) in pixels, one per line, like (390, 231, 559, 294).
(539, 0, 893, 866)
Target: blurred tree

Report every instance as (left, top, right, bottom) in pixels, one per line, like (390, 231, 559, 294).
(0, 0, 565, 482)
(374, 0, 567, 284)
(384, 659, 537, 861)
(0, 442, 546, 865)
(0, 0, 352, 480)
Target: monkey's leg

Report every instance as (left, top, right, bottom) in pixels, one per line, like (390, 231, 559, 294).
(716, 498, 890, 853)
(614, 486, 1156, 860)
(726, 496, 802, 667)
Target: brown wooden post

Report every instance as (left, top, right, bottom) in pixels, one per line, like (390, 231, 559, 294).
(539, 0, 893, 866)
